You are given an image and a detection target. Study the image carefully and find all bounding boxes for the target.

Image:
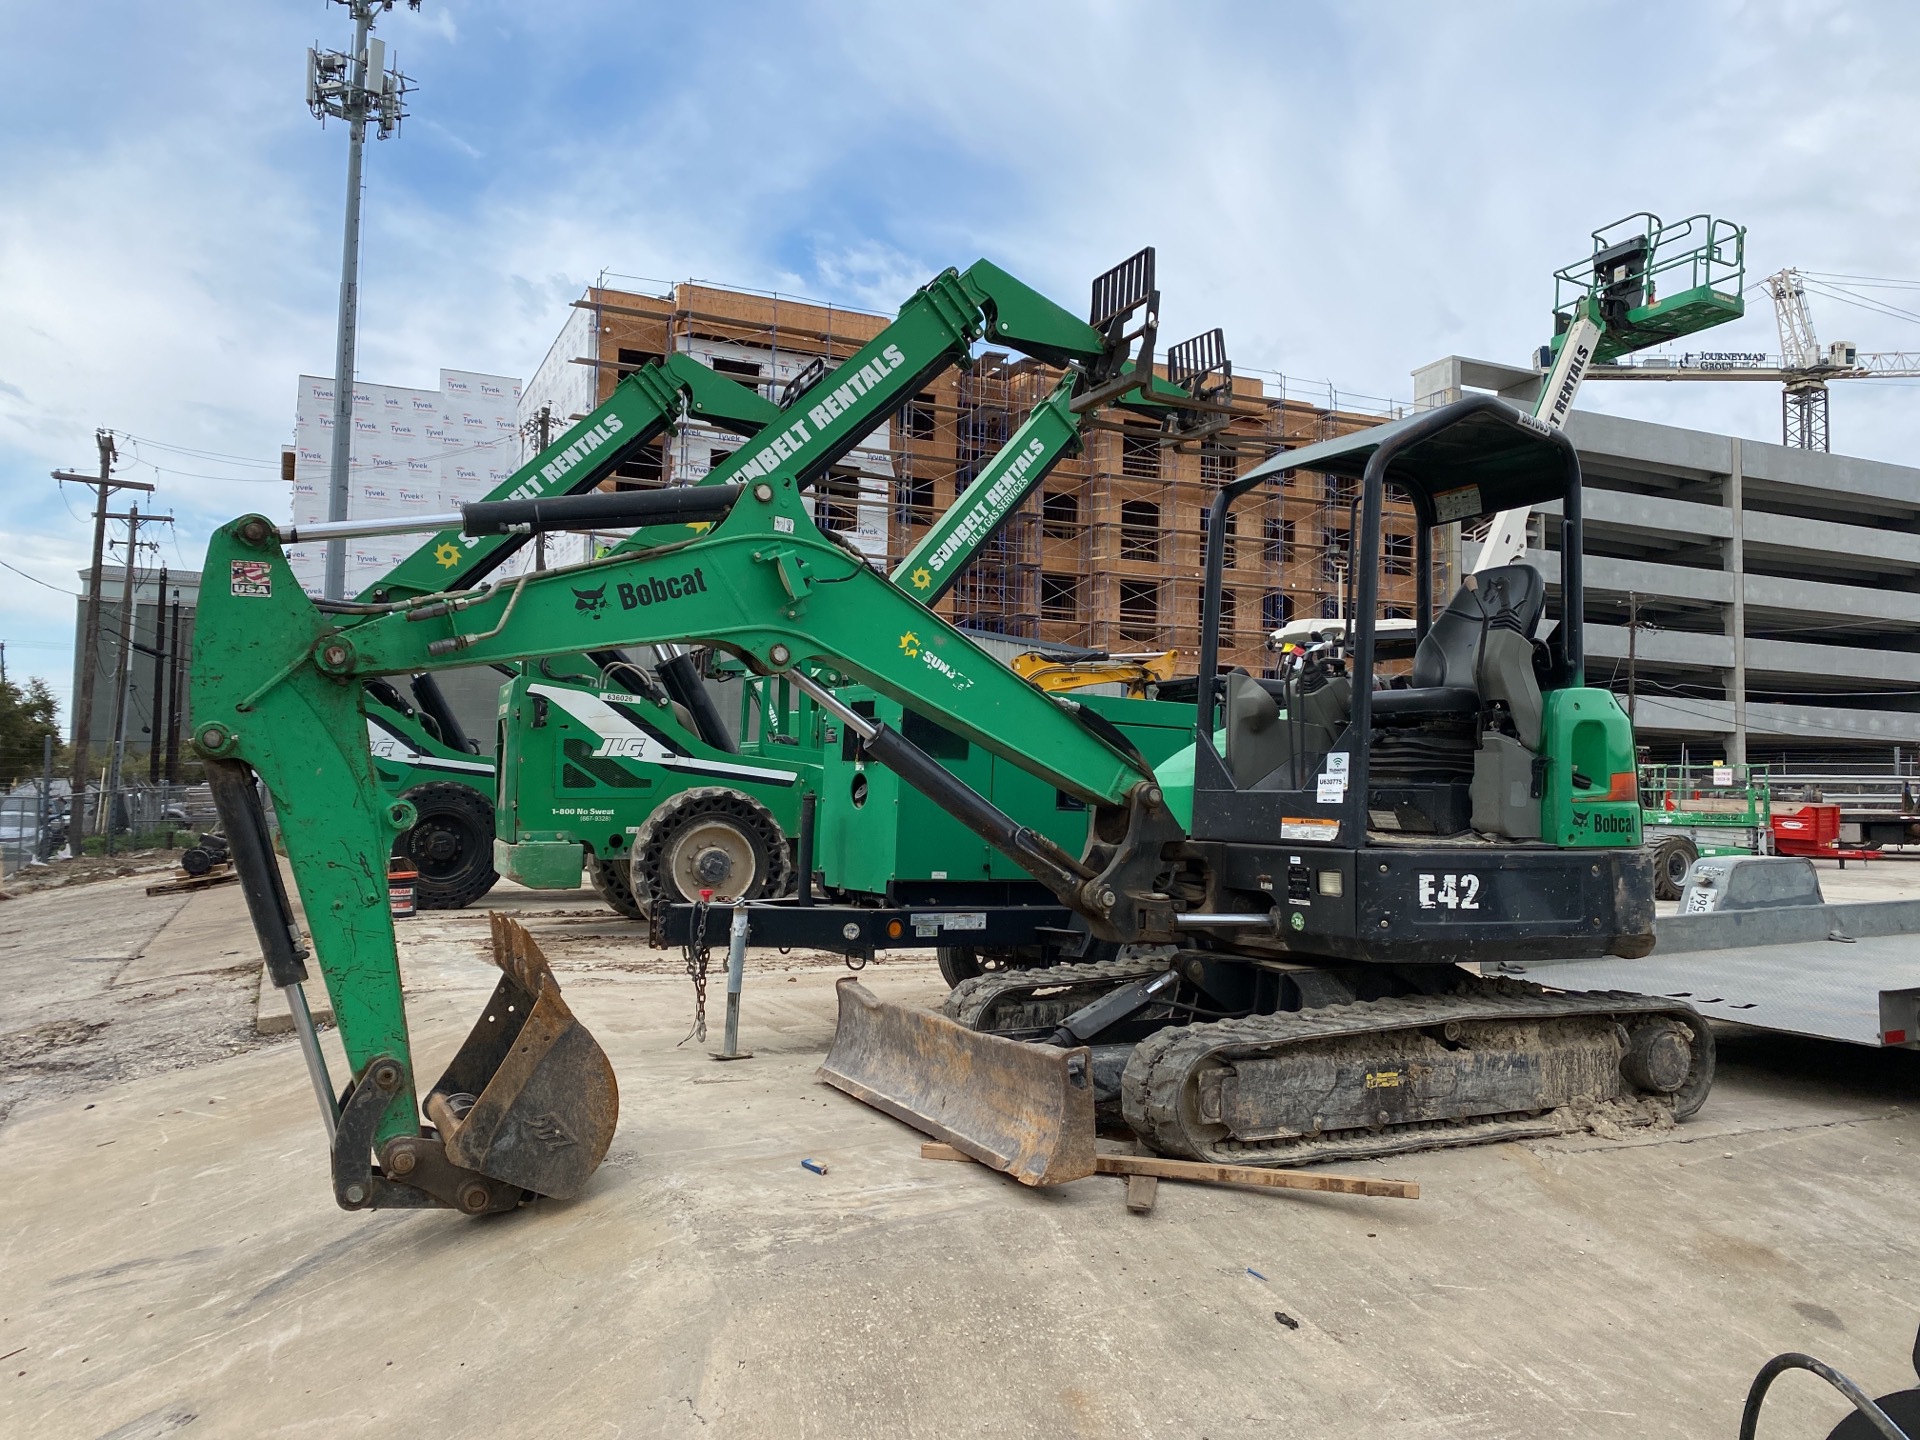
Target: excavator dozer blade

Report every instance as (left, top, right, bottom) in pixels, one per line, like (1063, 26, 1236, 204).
(818, 977, 1095, 1186)
(425, 914, 619, 1199)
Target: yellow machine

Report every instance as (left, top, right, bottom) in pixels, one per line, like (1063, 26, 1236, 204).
(1011, 649, 1179, 697)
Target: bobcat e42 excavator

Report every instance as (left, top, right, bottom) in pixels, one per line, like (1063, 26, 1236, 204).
(844, 393, 1714, 1183)
(194, 341, 1710, 1210)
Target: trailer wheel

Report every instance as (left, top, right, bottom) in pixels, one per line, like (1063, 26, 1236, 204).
(936, 946, 1057, 988)
(397, 782, 499, 910)
(938, 947, 988, 987)
(586, 855, 643, 921)
(1652, 836, 1699, 902)
(630, 787, 790, 919)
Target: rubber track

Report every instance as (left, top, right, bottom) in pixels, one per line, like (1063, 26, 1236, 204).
(1121, 982, 1715, 1168)
(942, 954, 1172, 1029)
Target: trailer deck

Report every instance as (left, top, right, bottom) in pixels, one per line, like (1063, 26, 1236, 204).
(1500, 898, 1920, 1049)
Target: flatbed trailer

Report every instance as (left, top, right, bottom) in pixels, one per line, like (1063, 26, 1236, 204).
(1498, 897, 1920, 1050)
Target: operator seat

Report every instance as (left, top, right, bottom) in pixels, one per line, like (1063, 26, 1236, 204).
(1370, 563, 1549, 838)
(1370, 564, 1545, 732)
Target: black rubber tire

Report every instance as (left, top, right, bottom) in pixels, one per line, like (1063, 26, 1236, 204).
(1652, 835, 1699, 902)
(630, 787, 790, 918)
(587, 854, 644, 921)
(396, 782, 498, 910)
(937, 946, 983, 987)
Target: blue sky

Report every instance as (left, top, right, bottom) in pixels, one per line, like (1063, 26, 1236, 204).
(3, 0, 1917, 718)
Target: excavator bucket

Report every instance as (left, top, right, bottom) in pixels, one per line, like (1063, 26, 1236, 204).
(819, 978, 1095, 1186)
(424, 915, 618, 1199)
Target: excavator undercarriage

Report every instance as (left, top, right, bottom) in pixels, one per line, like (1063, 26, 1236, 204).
(909, 955, 1713, 1168)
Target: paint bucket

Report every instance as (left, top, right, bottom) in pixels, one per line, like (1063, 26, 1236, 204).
(388, 865, 418, 919)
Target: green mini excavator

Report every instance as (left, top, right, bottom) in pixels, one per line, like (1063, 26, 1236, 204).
(194, 375, 1710, 1212)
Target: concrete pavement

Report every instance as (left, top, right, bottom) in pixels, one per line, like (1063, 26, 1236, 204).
(4, 872, 1919, 1438)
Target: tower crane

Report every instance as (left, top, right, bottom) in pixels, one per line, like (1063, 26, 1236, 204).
(1579, 266, 1920, 451)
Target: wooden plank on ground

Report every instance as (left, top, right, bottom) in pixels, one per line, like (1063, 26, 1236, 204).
(145, 870, 238, 897)
(919, 1140, 1417, 1200)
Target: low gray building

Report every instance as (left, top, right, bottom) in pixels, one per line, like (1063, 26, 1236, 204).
(1417, 357, 1920, 767)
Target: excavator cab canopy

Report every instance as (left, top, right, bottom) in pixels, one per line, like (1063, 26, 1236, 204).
(1228, 397, 1578, 526)
(1192, 395, 1588, 849)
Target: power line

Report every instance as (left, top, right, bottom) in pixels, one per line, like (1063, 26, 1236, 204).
(0, 558, 77, 595)
(113, 432, 280, 468)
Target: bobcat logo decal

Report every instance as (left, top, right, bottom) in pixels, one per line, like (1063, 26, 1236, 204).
(573, 585, 608, 619)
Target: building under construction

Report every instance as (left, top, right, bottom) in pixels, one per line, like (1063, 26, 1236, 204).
(520, 277, 1418, 672)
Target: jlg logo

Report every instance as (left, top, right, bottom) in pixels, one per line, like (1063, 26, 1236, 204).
(590, 738, 653, 759)
(1417, 873, 1481, 910)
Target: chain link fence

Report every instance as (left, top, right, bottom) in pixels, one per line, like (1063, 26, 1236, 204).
(0, 782, 220, 873)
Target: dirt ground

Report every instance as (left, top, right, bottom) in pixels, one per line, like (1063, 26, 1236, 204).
(3, 863, 1919, 1438)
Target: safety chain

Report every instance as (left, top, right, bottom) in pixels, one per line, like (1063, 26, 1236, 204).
(680, 891, 712, 1045)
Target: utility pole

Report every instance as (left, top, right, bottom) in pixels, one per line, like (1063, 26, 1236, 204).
(103, 507, 173, 854)
(162, 589, 183, 785)
(54, 431, 150, 847)
(1626, 590, 1639, 724)
(145, 564, 168, 785)
(308, 0, 416, 598)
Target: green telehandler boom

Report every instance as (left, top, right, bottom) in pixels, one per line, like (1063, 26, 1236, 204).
(488, 251, 1230, 918)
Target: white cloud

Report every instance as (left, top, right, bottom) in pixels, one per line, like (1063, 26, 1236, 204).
(4, 0, 1919, 715)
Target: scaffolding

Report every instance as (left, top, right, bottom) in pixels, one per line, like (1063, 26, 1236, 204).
(536, 279, 1422, 670)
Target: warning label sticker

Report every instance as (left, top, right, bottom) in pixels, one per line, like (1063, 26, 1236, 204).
(1280, 817, 1340, 842)
(229, 560, 272, 598)
(1432, 485, 1483, 524)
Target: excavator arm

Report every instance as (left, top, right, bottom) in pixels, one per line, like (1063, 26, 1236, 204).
(194, 443, 1182, 1215)
(196, 251, 1218, 1213)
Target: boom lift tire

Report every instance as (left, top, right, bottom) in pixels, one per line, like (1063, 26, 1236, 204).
(1652, 835, 1699, 902)
(396, 782, 499, 910)
(587, 855, 644, 921)
(629, 787, 791, 917)
(937, 946, 1036, 988)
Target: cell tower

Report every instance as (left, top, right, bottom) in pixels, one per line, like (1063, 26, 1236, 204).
(306, 1, 418, 598)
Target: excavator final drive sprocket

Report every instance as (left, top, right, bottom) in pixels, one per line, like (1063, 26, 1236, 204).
(851, 957, 1717, 1176)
